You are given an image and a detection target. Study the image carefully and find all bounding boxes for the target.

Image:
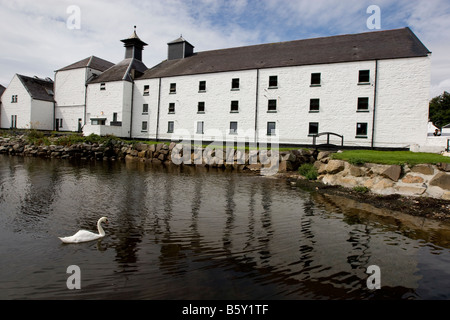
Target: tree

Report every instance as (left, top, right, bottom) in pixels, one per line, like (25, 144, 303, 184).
(429, 91, 450, 128)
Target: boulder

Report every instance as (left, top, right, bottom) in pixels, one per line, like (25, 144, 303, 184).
(381, 165, 402, 182)
(349, 165, 366, 177)
(429, 172, 450, 191)
(437, 162, 450, 172)
(401, 175, 425, 184)
(411, 164, 434, 175)
(278, 160, 293, 173)
(317, 151, 332, 161)
(396, 186, 427, 196)
(325, 160, 346, 174)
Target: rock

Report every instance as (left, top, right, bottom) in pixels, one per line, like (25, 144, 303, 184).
(278, 160, 293, 173)
(325, 160, 346, 174)
(169, 142, 177, 151)
(247, 163, 262, 172)
(148, 144, 156, 152)
(138, 151, 147, 158)
(429, 172, 450, 191)
(158, 153, 166, 161)
(280, 151, 296, 162)
(134, 143, 149, 152)
(401, 175, 425, 184)
(317, 151, 331, 161)
(372, 179, 395, 194)
(437, 163, 450, 172)
(442, 192, 450, 201)
(381, 165, 402, 182)
(396, 186, 427, 196)
(411, 164, 434, 175)
(349, 165, 366, 177)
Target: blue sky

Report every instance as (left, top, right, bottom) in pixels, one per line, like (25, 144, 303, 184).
(0, 0, 449, 97)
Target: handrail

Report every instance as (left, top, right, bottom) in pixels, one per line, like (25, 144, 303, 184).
(312, 132, 344, 148)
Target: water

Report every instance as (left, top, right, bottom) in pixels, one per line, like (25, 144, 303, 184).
(0, 155, 449, 300)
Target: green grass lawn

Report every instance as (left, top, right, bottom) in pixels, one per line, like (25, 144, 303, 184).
(332, 150, 450, 166)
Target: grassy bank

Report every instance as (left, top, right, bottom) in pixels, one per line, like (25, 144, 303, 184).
(332, 150, 450, 166)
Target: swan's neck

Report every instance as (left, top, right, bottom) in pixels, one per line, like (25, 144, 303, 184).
(97, 221, 106, 236)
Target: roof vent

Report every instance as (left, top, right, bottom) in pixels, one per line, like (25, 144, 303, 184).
(167, 36, 194, 60)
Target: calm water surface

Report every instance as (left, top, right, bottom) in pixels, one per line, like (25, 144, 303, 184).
(0, 155, 449, 300)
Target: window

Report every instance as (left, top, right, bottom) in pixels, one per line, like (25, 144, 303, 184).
(231, 101, 239, 113)
(269, 76, 278, 88)
(113, 113, 118, 122)
(310, 99, 320, 112)
(199, 81, 206, 92)
(267, 122, 276, 136)
(311, 73, 321, 86)
(143, 104, 149, 114)
(143, 85, 150, 96)
(359, 70, 370, 84)
(169, 103, 175, 114)
(11, 95, 18, 103)
(196, 121, 204, 134)
(357, 98, 369, 111)
(11, 115, 17, 129)
(91, 119, 106, 125)
(230, 122, 238, 135)
(55, 118, 63, 129)
(231, 78, 240, 90)
(309, 122, 319, 136)
(142, 121, 148, 132)
(198, 102, 205, 113)
(356, 123, 368, 137)
(100, 83, 106, 91)
(268, 99, 277, 112)
(170, 83, 177, 94)
(168, 121, 174, 133)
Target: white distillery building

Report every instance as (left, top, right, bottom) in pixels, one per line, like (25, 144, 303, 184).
(54, 56, 114, 133)
(1, 27, 432, 150)
(0, 74, 55, 130)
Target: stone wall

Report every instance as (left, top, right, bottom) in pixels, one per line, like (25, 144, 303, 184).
(314, 152, 450, 201)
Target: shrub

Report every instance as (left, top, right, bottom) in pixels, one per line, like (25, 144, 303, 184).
(298, 163, 319, 180)
(348, 158, 366, 166)
(353, 186, 370, 194)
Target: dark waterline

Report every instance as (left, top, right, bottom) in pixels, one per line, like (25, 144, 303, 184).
(0, 155, 449, 300)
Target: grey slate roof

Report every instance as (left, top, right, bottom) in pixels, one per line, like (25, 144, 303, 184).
(443, 123, 450, 129)
(57, 56, 115, 72)
(88, 58, 148, 84)
(17, 74, 55, 102)
(0, 85, 5, 98)
(139, 27, 430, 79)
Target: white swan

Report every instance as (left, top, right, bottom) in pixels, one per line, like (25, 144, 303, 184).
(59, 217, 109, 244)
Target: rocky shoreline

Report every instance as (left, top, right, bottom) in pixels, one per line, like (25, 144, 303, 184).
(1, 134, 449, 222)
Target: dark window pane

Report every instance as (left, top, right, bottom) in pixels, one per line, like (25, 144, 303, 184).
(309, 122, 319, 135)
(199, 81, 206, 91)
(357, 123, 368, 136)
(359, 70, 370, 83)
(231, 101, 239, 112)
(170, 83, 177, 93)
(269, 76, 278, 87)
(268, 99, 277, 111)
(232, 78, 240, 89)
(310, 99, 320, 111)
(230, 122, 238, 134)
(311, 73, 321, 85)
(267, 122, 276, 135)
(358, 98, 369, 110)
(198, 102, 205, 113)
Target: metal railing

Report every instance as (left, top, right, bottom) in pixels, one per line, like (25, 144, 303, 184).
(312, 132, 344, 148)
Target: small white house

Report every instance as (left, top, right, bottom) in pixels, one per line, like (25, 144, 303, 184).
(0, 74, 54, 130)
(54, 56, 114, 132)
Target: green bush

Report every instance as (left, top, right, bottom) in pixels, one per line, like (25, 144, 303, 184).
(298, 163, 319, 180)
(353, 186, 370, 194)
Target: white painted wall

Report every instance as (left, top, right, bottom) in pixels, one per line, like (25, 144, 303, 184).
(132, 78, 160, 139)
(30, 99, 54, 130)
(54, 67, 105, 132)
(84, 80, 133, 138)
(375, 56, 431, 148)
(1, 75, 31, 129)
(256, 61, 376, 146)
